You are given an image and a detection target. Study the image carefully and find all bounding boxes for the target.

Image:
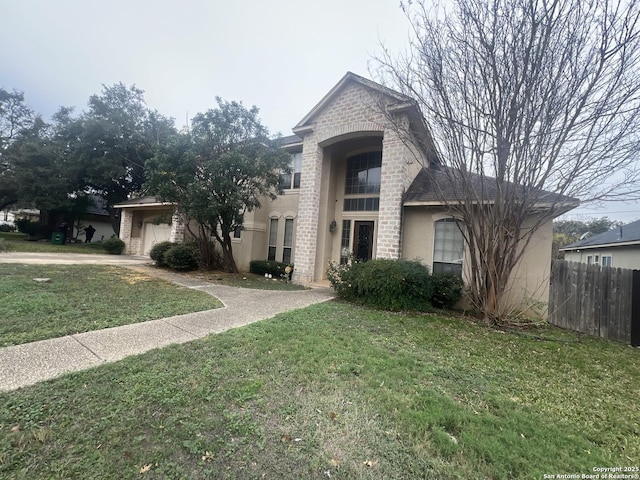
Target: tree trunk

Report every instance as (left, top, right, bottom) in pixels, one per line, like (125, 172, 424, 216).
(212, 228, 238, 273)
(221, 233, 238, 273)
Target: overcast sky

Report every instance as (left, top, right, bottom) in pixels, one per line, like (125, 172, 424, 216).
(2, 0, 638, 222)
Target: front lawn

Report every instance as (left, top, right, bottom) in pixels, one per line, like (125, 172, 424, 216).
(0, 265, 222, 346)
(0, 302, 637, 478)
(0, 232, 109, 254)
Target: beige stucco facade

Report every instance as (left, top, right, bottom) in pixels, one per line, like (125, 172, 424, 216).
(403, 207, 554, 316)
(116, 72, 563, 315)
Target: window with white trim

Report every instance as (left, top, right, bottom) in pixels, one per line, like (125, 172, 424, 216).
(283, 218, 293, 264)
(268, 218, 278, 261)
(433, 218, 464, 276)
(602, 255, 612, 267)
(280, 152, 302, 189)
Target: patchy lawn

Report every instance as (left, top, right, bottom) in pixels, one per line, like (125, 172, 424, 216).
(0, 302, 637, 479)
(0, 265, 222, 346)
(0, 232, 109, 254)
(186, 270, 307, 291)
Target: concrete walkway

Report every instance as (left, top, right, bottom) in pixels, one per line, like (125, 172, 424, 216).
(0, 253, 334, 392)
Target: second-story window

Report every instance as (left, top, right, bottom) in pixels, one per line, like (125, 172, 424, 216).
(281, 152, 302, 190)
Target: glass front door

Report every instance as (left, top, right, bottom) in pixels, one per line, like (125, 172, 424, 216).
(353, 221, 374, 262)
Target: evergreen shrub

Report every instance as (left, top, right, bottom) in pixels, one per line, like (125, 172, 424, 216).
(102, 237, 126, 255)
(164, 244, 198, 271)
(249, 260, 294, 280)
(327, 259, 433, 311)
(149, 241, 176, 267)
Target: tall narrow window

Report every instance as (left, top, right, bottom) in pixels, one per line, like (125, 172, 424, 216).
(283, 219, 293, 264)
(340, 220, 351, 264)
(433, 219, 464, 276)
(268, 218, 278, 261)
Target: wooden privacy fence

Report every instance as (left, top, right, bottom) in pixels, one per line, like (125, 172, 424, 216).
(549, 260, 640, 346)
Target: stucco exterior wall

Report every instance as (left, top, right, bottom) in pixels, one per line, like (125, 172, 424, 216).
(402, 207, 553, 317)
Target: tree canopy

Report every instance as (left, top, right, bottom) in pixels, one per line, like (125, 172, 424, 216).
(375, 0, 640, 322)
(0, 88, 37, 211)
(0, 83, 176, 233)
(146, 98, 291, 272)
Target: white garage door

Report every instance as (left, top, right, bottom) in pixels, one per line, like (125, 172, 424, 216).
(143, 223, 172, 255)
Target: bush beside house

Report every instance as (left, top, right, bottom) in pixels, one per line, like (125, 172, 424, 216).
(102, 237, 126, 255)
(327, 259, 463, 312)
(149, 241, 176, 267)
(249, 260, 294, 281)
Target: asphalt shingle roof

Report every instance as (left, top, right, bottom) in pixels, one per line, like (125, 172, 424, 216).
(561, 218, 640, 249)
(404, 167, 579, 208)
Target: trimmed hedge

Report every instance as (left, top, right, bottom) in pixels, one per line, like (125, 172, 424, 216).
(327, 259, 463, 312)
(249, 260, 294, 280)
(149, 241, 176, 267)
(164, 244, 198, 271)
(102, 237, 126, 255)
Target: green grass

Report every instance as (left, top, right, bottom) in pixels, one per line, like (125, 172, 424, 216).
(0, 302, 637, 478)
(0, 265, 222, 346)
(0, 232, 109, 254)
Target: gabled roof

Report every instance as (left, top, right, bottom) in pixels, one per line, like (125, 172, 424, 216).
(293, 71, 415, 132)
(274, 134, 303, 149)
(114, 196, 174, 208)
(560, 218, 640, 251)
(404, 167, 579, 216)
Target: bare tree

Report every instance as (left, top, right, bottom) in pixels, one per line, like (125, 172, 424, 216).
(374, 0, 640, 322)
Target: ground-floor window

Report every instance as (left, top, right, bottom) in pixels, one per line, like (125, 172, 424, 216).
(340, 220, 351, 264)
(267, 216, 295, 263)
(283, 218, 293, 264)
(433, 218, 464, 276)
(602, 255, 612, 267)
(268, 218, 278, 261)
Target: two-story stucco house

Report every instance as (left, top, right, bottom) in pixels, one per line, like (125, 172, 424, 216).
(116, 72, 576, 312)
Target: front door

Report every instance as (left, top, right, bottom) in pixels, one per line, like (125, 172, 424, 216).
(353, 221, 374, 262)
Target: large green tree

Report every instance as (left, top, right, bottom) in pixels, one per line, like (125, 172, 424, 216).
(146, 98, 291, 272)
(0, 88, 37, 211)
(64, 83, 176, 232)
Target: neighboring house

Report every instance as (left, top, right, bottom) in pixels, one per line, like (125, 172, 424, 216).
(70, 195, 117, 243)
(560, 219, 640, 269)
(117, 72, 577, 312)
(2, 198, 116, 242)
(1, 208, 39, 226)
